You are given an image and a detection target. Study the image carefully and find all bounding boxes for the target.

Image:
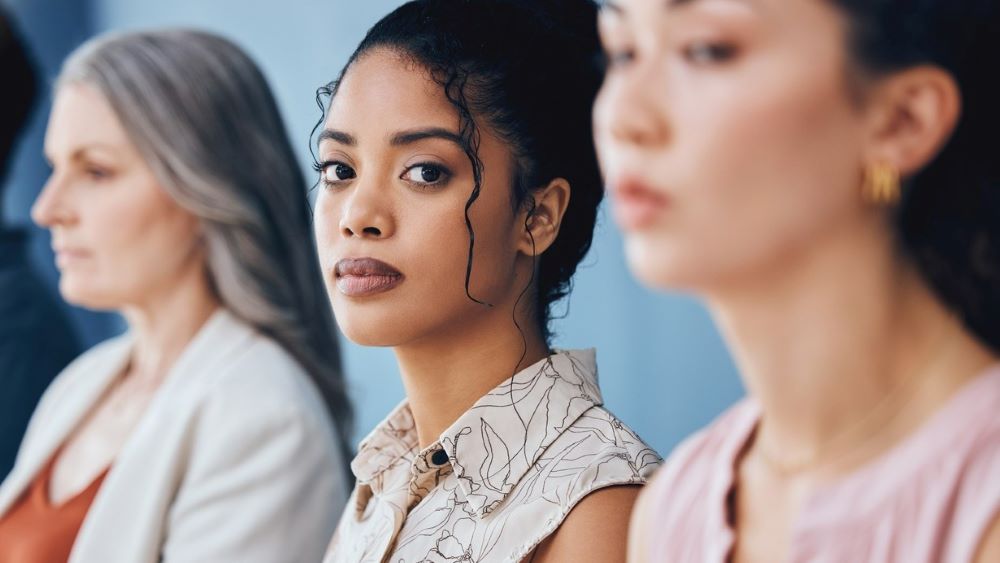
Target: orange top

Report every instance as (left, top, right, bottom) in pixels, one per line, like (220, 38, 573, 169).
(0, 454, 109, 563)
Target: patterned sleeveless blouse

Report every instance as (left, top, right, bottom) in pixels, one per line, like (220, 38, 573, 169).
(325, 349, 662, 563)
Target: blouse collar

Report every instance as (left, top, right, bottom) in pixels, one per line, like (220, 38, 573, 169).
(351, 349, 603, 519)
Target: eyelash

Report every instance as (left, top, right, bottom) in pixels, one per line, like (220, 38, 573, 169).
(84, 165, 112, 181)
(400, 162, 452, 189)
(681, 41, 739, 65)
(313, 160, 452, 190)
(313, 160, 355, 189)
(602, 48, 637, 71)
(602, 38, 740, 72)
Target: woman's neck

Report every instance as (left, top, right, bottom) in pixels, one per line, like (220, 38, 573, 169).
(708, 223, 995, 477)
(122, 267, 220, 389)
(394, 304, 550, 449)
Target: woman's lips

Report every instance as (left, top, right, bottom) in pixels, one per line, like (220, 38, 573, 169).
(334, 257, 404, 297)
(52, 247, 91, 269)
(609, 177, 671, 230)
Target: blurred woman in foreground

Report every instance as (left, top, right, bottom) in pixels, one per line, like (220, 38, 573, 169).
(594, 0, 1000, 561)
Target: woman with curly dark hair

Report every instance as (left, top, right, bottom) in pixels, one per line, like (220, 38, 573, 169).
(313, 0, 661, 561)
(594, 0, 1000, 561)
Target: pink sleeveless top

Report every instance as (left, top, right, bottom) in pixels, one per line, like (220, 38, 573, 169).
(638, 366, 1000, 563)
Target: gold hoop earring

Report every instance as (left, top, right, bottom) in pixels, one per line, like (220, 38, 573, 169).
(862, 162, 901, 206)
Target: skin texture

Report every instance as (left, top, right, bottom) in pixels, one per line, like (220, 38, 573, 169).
(596, 0, 869, 293)
(977, 517, 1000, 562)
(33, 83, 218, 504)
(315, 50, 534, 352)
(594, 0, 998, 561)
(313, 48, 636, 562)
(530, 486, 641, 563)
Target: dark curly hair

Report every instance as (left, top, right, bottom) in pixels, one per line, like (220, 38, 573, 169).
(833, 0, 1000, 352)
(314, 0, 604, 343)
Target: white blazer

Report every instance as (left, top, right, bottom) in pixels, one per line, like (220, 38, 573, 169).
(0, 308, 348, 562)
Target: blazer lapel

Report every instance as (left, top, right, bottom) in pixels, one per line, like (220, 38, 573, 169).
(71, 308, 258, 559)
(0, 334, 132, 515)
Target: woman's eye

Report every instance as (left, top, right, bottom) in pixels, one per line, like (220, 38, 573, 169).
(682, 41, 738, 65)
(603, 48, 636, 70)
(401, 164, 449, 187)
(319, 162, 356, 186)
(85, 166, 111, 181)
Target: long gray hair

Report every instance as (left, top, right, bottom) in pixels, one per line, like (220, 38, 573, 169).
(58, 29, 353, 461)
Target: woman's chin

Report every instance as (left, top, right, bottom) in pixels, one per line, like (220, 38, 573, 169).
(624, 237, 695, 291)
(58, 279, 121, 312)
(336, 321, 405, 348)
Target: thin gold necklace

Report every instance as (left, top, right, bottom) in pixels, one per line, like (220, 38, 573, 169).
(754, 322, 958, 476)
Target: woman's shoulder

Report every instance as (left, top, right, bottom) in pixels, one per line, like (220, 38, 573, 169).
(187, 310, 326, 413)
(124, 310, 338, 451)
(63, 331, 132, 372)
(643, 398, 757, 512)
(213, 325, 309, 389)
(168, 322, 343, 477)
(626, 399, 756, 562)
(557, 404, 663, 483)
(191, 323, 332, 432)
(31, 332, 132, 413)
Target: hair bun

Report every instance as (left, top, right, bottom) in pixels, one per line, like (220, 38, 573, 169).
(517, 0, 599, 45)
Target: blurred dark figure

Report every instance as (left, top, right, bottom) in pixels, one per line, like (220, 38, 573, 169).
(0, 10, 80, 480)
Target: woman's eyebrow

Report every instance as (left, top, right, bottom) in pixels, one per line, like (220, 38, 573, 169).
(317, 129, 356, 146)
(317, 127, 464, 149)
(389, 127, 464, 148)
(668, 0, 755, 8)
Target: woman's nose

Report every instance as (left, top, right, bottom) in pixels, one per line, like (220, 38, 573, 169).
(31, 174, 75, 228)
(338, 180, 394, 240)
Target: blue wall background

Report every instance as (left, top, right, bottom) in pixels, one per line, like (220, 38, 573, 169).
(3, 0, 743, 457)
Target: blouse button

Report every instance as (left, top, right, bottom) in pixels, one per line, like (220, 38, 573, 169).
(431, 449, 449, 466)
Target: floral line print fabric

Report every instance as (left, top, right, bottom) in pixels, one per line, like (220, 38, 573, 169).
(326, 349, 662, 563)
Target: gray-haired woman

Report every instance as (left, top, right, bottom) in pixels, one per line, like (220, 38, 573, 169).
(0, 29, 352, 562)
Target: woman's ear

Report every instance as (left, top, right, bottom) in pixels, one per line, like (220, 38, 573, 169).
(518, 177, 571, 257)
(861, 65, 961, 177)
